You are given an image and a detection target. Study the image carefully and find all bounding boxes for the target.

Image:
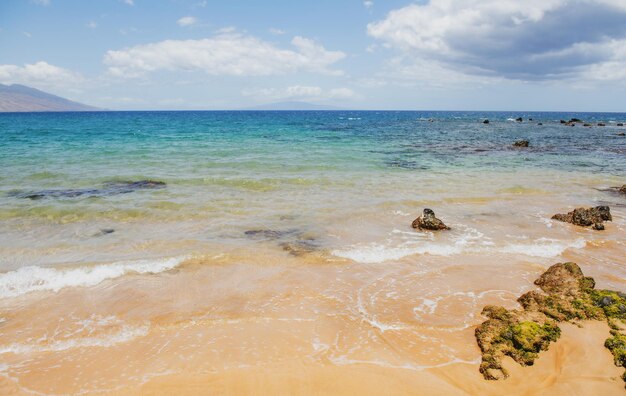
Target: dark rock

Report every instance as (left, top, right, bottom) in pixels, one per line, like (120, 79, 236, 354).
(620, 185, 626, 194)
(560, 120, 567, 124)
(529, 118, 533, 121)
(618, 132, 626, 136)
(244, 229, 297, 240)
(104, 180, 166, 190)
(483, 119, 490, 124)
(537, 122, 543, 126)
(411, 209, 450, 231)
(9, 180, 166, 200)
(618, 123, 624, 127)
(593, 223, 605, 231)
(516, 117, 523, 122)
(513, 140, 530, 147)
(570, 118, 582, 123)
(94, 228, 115, 236)
(583, 123, 592, 127)
(551, 206, 612, 230)
(598, 123, 606, 127)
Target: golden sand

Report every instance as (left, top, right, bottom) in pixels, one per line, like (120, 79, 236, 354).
(0, 242, 625, 395)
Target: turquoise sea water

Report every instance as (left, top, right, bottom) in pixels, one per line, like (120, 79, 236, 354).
(0, 111, 625, 277)
(1, 111, 626, 394)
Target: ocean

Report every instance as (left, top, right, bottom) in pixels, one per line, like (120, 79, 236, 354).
(0, 110, 625, 393)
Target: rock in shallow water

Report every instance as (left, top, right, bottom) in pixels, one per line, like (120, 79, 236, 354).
(9, 180, 166, 200)
(551, 206, 612, 230)
(513, 140, 529, 147)
(93, 228, 115, 237)
(411, 209, 450, 231)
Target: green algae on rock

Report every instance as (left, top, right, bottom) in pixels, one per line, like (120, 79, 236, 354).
(475, 262, 626, 384)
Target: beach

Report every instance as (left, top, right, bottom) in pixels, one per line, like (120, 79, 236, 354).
(0, 111, 625, 394)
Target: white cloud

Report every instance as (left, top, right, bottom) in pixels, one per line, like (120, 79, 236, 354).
(177, 16, 197, 27)
(243, 85, 356, 101)
(104, 31, 345, 78)
(269, 28, 286, 35)
(368, 0, 626, 82)
(122, 0, 134, 5)
(86, 21, 98, 29)
(0, 61, 83, 88)
(31, 0, 50, 6)
(364, 1, 374, 9)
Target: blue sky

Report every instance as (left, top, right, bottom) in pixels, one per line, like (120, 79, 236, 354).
(2, 0, 626, 111)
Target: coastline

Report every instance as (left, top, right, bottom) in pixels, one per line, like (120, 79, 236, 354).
(0, 111, 624, 394)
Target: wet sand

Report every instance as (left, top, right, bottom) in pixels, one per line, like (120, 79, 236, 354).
(1, 238, 625, 394)
(133, 322, 623, 396)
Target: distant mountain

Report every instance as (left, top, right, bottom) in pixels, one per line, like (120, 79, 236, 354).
(0, 84, 99, 112)
(243, 101, 344, 111)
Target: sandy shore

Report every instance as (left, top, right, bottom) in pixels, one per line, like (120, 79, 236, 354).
(124, 322, 622, 396)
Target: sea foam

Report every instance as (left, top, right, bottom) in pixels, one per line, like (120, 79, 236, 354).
(0, 256, 188, 299)
(0, 315, 148, 355)
(332, 235, 586, 264)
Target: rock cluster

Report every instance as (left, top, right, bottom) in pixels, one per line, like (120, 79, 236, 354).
(513, 140, 529, 147)
(411, 209, 450, 231)
(476, 262, 626, 383)
(562, 118, 583, 126)
(551, 206, 612, 230)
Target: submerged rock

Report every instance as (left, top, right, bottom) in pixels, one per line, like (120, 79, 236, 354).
(483, 119, 490, 124)
(476, 262, 626, 383)
(583, 123, 592, 127)
(244, 228, 320, 256)
(513, 140, 529, 147)
(94, 228, 115, 237)
(621, 185, 626, 194)
(551, 206, 611, 230)
(280, 239, 320, 256)
(537, 122, 543, 126)
(9, 180, 166, 200)
(411, 209, 450, 231)
(244, 229, 297, 240)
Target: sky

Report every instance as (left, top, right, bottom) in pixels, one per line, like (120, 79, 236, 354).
(1, 0, 626, 111)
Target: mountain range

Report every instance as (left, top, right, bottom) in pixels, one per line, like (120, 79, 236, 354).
(0, 84, 99, 112)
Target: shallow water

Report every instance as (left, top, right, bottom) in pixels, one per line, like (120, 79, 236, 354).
(0, 111, 625, 394)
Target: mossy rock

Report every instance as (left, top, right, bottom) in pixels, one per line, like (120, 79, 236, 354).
(591, 290, 626, 320)
(605, 331, 626, 367)
(475, 262, 625, 384)
(511, 321, 561, 353)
